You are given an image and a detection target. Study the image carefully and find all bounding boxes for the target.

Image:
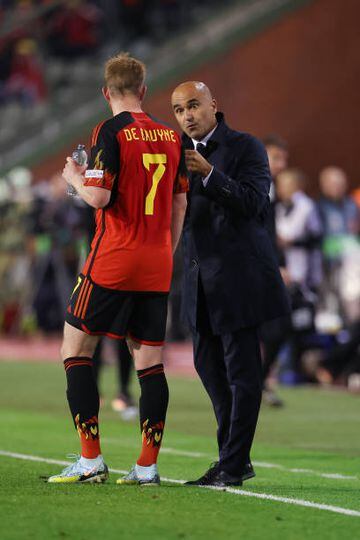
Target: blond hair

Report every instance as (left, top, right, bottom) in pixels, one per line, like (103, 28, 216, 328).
(104, 52, 146, 97)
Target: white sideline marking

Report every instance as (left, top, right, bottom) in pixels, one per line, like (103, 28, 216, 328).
(160, 447, 206, 458)
(103, 439, 358, 481)
(1, 450, 360, 518)
(213, 486, 360, 517)
(0, 450, 126, 476)
(163, 450, 358, 481)
(253, 462, 358, 481)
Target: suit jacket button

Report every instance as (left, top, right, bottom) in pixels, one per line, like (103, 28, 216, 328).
(191, 259, 198, 267)
(221, 186, 231, 197)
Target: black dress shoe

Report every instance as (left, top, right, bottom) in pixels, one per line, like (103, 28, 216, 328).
(185, 462, 254, 486)
(185, 462, 219, 486)
(241, 462, 256, 482)
(186, 467, 242, 487)
(197, 469, 243, 487)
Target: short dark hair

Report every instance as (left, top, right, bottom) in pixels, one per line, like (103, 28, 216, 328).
(262, 134, 288, 151)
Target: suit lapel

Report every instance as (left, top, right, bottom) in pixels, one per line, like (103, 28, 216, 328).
(203, 139, 218, 158)
(182, 136, 218, 190)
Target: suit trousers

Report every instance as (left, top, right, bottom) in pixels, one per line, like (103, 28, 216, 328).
(192, 280, 263, 475)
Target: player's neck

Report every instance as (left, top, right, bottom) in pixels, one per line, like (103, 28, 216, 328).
(111, 97, 143, 116)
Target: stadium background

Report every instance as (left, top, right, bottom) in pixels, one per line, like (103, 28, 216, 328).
(0, 1, 359, 539)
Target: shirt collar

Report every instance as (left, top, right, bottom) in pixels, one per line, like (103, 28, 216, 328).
(191, 124, 218, 149)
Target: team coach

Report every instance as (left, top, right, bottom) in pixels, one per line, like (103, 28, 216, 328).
(171, 81, 289, 487)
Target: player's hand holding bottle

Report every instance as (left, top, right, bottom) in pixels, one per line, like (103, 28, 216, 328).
(64, 144, 88, 197)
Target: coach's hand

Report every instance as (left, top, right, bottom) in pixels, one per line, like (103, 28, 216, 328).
(185, 150, 212, 177)
(62, 157, 87, 186)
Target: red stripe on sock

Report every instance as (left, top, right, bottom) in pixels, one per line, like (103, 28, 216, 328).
(64, 361, 93, 371)
(138, 368, 164, 379)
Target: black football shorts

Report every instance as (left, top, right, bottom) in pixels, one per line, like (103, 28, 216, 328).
(65, 274, 168, 345)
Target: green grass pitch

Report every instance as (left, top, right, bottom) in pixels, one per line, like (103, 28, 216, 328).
(0, 360, 359, 540)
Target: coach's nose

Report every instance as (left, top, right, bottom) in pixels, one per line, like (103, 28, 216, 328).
(184, 108, 194, 121)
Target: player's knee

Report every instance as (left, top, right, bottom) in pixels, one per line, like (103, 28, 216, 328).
(60, 334, 76, 360)
(128, 340, 163, 370)
(61, 322, 99, 360)
(60, 340, 91, 361)
(60, 340, 70, 361)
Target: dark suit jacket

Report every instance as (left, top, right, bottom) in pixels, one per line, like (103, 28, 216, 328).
(181, 113, 290, 334)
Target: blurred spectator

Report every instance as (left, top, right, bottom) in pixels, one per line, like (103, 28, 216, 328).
(276, 168, 322, 290)
(317, 166, 360, 324)
(4, 38, 47, 106)
(262, 134, 290, 278)
(0, 167, 34, 334)
(316, 321, 360, 391)
(318, 166, 359, 252)
(261, 168, 323, 394)
(45, 0, 102, 60)
(263, 134, 289, 202)
(28, 172, 87, 333)
(261, 135, 289, 407)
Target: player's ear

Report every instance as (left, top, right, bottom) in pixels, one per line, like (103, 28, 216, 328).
(102, 87, 110, 102)
(211, 98, 217, 114)
(139, 85, 147, 102)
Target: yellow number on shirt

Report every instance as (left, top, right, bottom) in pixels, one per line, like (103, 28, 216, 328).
(143, 153, 167, 215)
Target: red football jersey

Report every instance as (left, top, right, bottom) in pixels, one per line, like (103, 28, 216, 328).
(82, 111, 188, 292)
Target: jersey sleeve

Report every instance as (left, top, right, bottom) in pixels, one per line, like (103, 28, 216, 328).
(173, 145, 189, 194)
(84, 121, 120, 191)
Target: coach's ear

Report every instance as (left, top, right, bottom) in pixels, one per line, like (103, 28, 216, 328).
(102, 86, 111, 102)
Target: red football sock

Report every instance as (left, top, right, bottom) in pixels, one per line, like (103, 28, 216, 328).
(75, 413, 102, 459)
(137, 419, 165, 466)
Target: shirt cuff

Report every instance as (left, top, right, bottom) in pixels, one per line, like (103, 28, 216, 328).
(202, 166, 214, 187)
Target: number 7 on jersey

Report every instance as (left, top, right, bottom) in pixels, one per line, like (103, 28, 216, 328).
(143, 153, 167, 215)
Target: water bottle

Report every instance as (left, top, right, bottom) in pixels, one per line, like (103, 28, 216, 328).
(67, 144, 88, 196)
